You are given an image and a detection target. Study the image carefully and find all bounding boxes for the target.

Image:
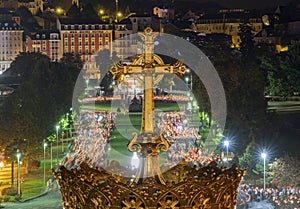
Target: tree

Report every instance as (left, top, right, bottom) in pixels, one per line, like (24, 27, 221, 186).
(238, 22, 255, 58)
(0, 53, 82, 172)
(81, 3, 99, 20)
(66, 3, 81, 18)
(96, 49, 116, 95)
(269, 155, 300, 188)
(159, 75, 175, 92)
(238, 140, 260, 184)
(261, 43, 300, 96)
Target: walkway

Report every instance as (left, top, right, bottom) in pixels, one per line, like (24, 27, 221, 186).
(1, 181, 63, 209)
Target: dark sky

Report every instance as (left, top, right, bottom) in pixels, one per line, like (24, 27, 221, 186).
(217, 0, 289, 9)
(202, 0, 291, 9)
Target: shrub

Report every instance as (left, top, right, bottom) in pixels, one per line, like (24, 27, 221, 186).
(29, 159, 41, 169)
(1, 187, 18, 196)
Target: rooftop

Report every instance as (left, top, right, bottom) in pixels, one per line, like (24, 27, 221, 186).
(0, 21, 23, 30)
(58, 18, 107, 25)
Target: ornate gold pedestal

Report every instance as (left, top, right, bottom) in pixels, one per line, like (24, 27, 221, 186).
(53, 28, 245, 209)
(54, 161, 244, 209)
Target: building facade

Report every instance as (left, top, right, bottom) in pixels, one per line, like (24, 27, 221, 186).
(114, 18, 138, 60)
(18, 0, 43, 15)
(57, 18, 113, 62)
(196, 10, 263, 48)
(0, 0, 18, 9)
(153, 6, 174, 22)
(26, 30, 60, 61)
(129, 15, 152, 33)
(0, 20, 23, 74)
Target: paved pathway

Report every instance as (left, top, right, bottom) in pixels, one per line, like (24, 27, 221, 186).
(1, 181, 63, 209)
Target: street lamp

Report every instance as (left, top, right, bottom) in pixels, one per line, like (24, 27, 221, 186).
(261, 152, 267, 191)
(50, 140, 53, 170)
(185, 77, 189, 88)
(56, 125, 60, 165)
(186, 69, 193, 90)
(43, 139, 47, 187)
(16, 149, 21, 196)
(224, 139, 230, 167)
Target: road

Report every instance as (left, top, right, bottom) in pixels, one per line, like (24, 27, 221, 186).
(2, 181, 63, 209)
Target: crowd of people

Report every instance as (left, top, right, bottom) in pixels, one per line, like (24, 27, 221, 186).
(270, 187, 300, 209)
(157, 111, 204, 164)
(158, 111, 200, 141)
(237, 183, 300, 209)
(62, 111, 116, 169)
(184, 146, 222, 166)
(83, 94, 190, 105)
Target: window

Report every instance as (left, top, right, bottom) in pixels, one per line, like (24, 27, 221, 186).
(79, 25, 82, 29)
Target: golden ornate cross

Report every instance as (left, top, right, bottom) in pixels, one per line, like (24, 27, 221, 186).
(110, 27, 186, 184)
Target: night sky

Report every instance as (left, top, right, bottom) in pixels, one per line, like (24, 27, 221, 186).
(194, 0, 291, 9)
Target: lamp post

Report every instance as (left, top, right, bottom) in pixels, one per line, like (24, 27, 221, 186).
(186, 69, 193, 90)
(56, 125, 60, 165)
(16, 149, 21, 196)
(224, 139, 229, 167)
(43, 139, 47, 187)
(185, 76, 189, 89)
(261, 152, 267, 191)
(50, 141, 52, 170)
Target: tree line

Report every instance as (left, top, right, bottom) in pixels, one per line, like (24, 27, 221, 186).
(0, 52, 82, 173)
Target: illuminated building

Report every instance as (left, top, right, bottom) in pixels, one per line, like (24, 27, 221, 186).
(196, 9, 262, 48)
(26, 30, 60, 61)
(0, 20, 23, 74)
(56, 18, 113, 62)
(18, 0, 43, 15)
(114, 18, 138, 60)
